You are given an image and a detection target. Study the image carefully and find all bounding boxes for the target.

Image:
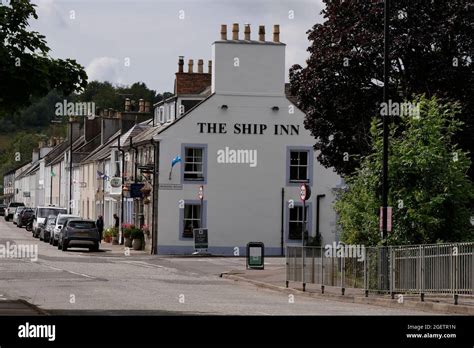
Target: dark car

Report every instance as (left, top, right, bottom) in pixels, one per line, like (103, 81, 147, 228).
(0, 204, 6, 216)
(58, 219, 100, 252)
(5, 202, 25, 221)
(17, 208, 34, 228)
(40, 215, 57, 242)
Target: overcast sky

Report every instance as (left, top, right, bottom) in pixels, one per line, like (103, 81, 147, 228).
(31, 0, 325, 93)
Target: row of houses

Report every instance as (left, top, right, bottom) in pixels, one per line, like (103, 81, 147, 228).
(3, 23, 343, 255)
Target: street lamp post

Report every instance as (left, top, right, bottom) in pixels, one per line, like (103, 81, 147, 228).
(381, 0, 390, 241)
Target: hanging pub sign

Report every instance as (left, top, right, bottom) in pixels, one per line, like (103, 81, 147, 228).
(130, 183, 145, 198)
(110, 177, 122, 188)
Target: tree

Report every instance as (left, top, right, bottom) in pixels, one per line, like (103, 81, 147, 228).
(290, 0, 473, 177)
(335, 96, 474, 246)
(0, 0, 87, 116)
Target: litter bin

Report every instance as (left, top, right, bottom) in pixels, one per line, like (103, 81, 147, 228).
(246, 242, 264, 270)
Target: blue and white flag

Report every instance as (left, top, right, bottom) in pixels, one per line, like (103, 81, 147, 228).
(171, 155, 181, 167)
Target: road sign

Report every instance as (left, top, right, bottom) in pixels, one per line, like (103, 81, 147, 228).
(300, 183, 311, 201)
(380, 206, 392, 232)
(193, 228, 208, 250)
(198, 185, 204, 200)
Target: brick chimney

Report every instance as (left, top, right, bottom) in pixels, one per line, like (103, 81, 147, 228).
(175, 56, 212, 95)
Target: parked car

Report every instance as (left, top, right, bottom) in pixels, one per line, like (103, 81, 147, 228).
(33, 206, 67, 238)
(17, 208, 35, 228)
(58, 219, 100, 252)
(0, 204, 6, 216)
(40, 215, 57, 242)
(50, 214, 80, 246)
(4, 202, 25, 221)
(12, 206, 27, 225)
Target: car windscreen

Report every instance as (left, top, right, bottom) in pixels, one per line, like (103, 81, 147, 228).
(10, 203, 24, 207)
(68, 221, 96, 229)
(15, 207, 25, 212)
(38, 208, 67, 218)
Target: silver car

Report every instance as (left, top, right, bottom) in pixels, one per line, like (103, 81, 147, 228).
(12, 206, 27, 225)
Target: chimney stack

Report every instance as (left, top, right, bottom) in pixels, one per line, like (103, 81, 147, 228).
(232, 23, 239, 40)
(188, 59, 194, 73)
(220, 24, 227, 40)
(258, 25, 265, 41)
(273, 24, 280, 42)
(125, 98, 131, 112)
(139, 99, 145, 113)
(198, 59, 204, 73)
(244, 24, 251, 40)
(208, 60, 212, 73)
(178, 56, 184, 73)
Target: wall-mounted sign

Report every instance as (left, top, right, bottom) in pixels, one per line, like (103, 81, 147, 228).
(159, 184, 183, 190)
(130, 183, 144, 198)
(197, 122, 300, 136)
(110, 177, 122, 188)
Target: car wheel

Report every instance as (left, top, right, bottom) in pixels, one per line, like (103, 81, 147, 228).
(49, 237, 53, 245)
(53, 239, 58, 247)
(61, 242, 67, 252)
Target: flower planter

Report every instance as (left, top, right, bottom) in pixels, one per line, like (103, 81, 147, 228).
(132, 238, 142, 250)
(104, 236, 112, 243)
(112, 236, 119, 245)
(124, 237, 132, 247)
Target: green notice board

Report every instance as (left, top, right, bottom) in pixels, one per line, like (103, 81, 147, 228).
(246, 242, 264, 269)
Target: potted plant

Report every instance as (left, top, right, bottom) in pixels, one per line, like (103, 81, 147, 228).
(103, 229, 112, 243)
(111, 226, 119, 245)
(131, 227, 144, 250)
(122, 224, 133, 247)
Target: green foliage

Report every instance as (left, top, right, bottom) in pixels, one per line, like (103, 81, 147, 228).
(0, 0, 87, 115)
(335, 96, 474, 245)
(130, 227, 144, 241)
(290, 0, 473, 178)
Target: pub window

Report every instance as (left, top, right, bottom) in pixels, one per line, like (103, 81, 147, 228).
(289, 150, 309, 182)
(184, 147, 205, 181)
(182, 203, 201, 238)
(289, 205, 308, 240)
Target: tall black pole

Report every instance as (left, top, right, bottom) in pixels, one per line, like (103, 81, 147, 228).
(382, 0, 390, 241)
(69, 119, 73, 214)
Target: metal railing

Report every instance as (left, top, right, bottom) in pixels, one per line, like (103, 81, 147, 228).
(286, 242, 473, 304)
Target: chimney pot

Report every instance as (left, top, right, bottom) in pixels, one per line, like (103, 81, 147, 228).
(244, 24, 251, 40)
(232, 23, 239, 40)
(198, 59, 204, 73)
(258, 25, 265, 41)
(188, 59, 194, 73)
(125, 98, 131, 112)
(220, 24, 227, 40)
(273, 24, 280, 42)
(139, 99, 145, 113)
(178, 56, 184, 73)
(145, 101, 151, 113)
(208, 60, 212, 74)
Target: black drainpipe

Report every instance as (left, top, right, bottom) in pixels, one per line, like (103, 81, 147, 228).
(117, 133, 125, 245)
(281, 187, 285, 256)
(130, 137, 139, 226)
(150, 138, 160, 255)
(316, 194, 326, 242)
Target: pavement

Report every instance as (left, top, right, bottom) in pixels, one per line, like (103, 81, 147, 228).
(0, 219, 465, 315)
